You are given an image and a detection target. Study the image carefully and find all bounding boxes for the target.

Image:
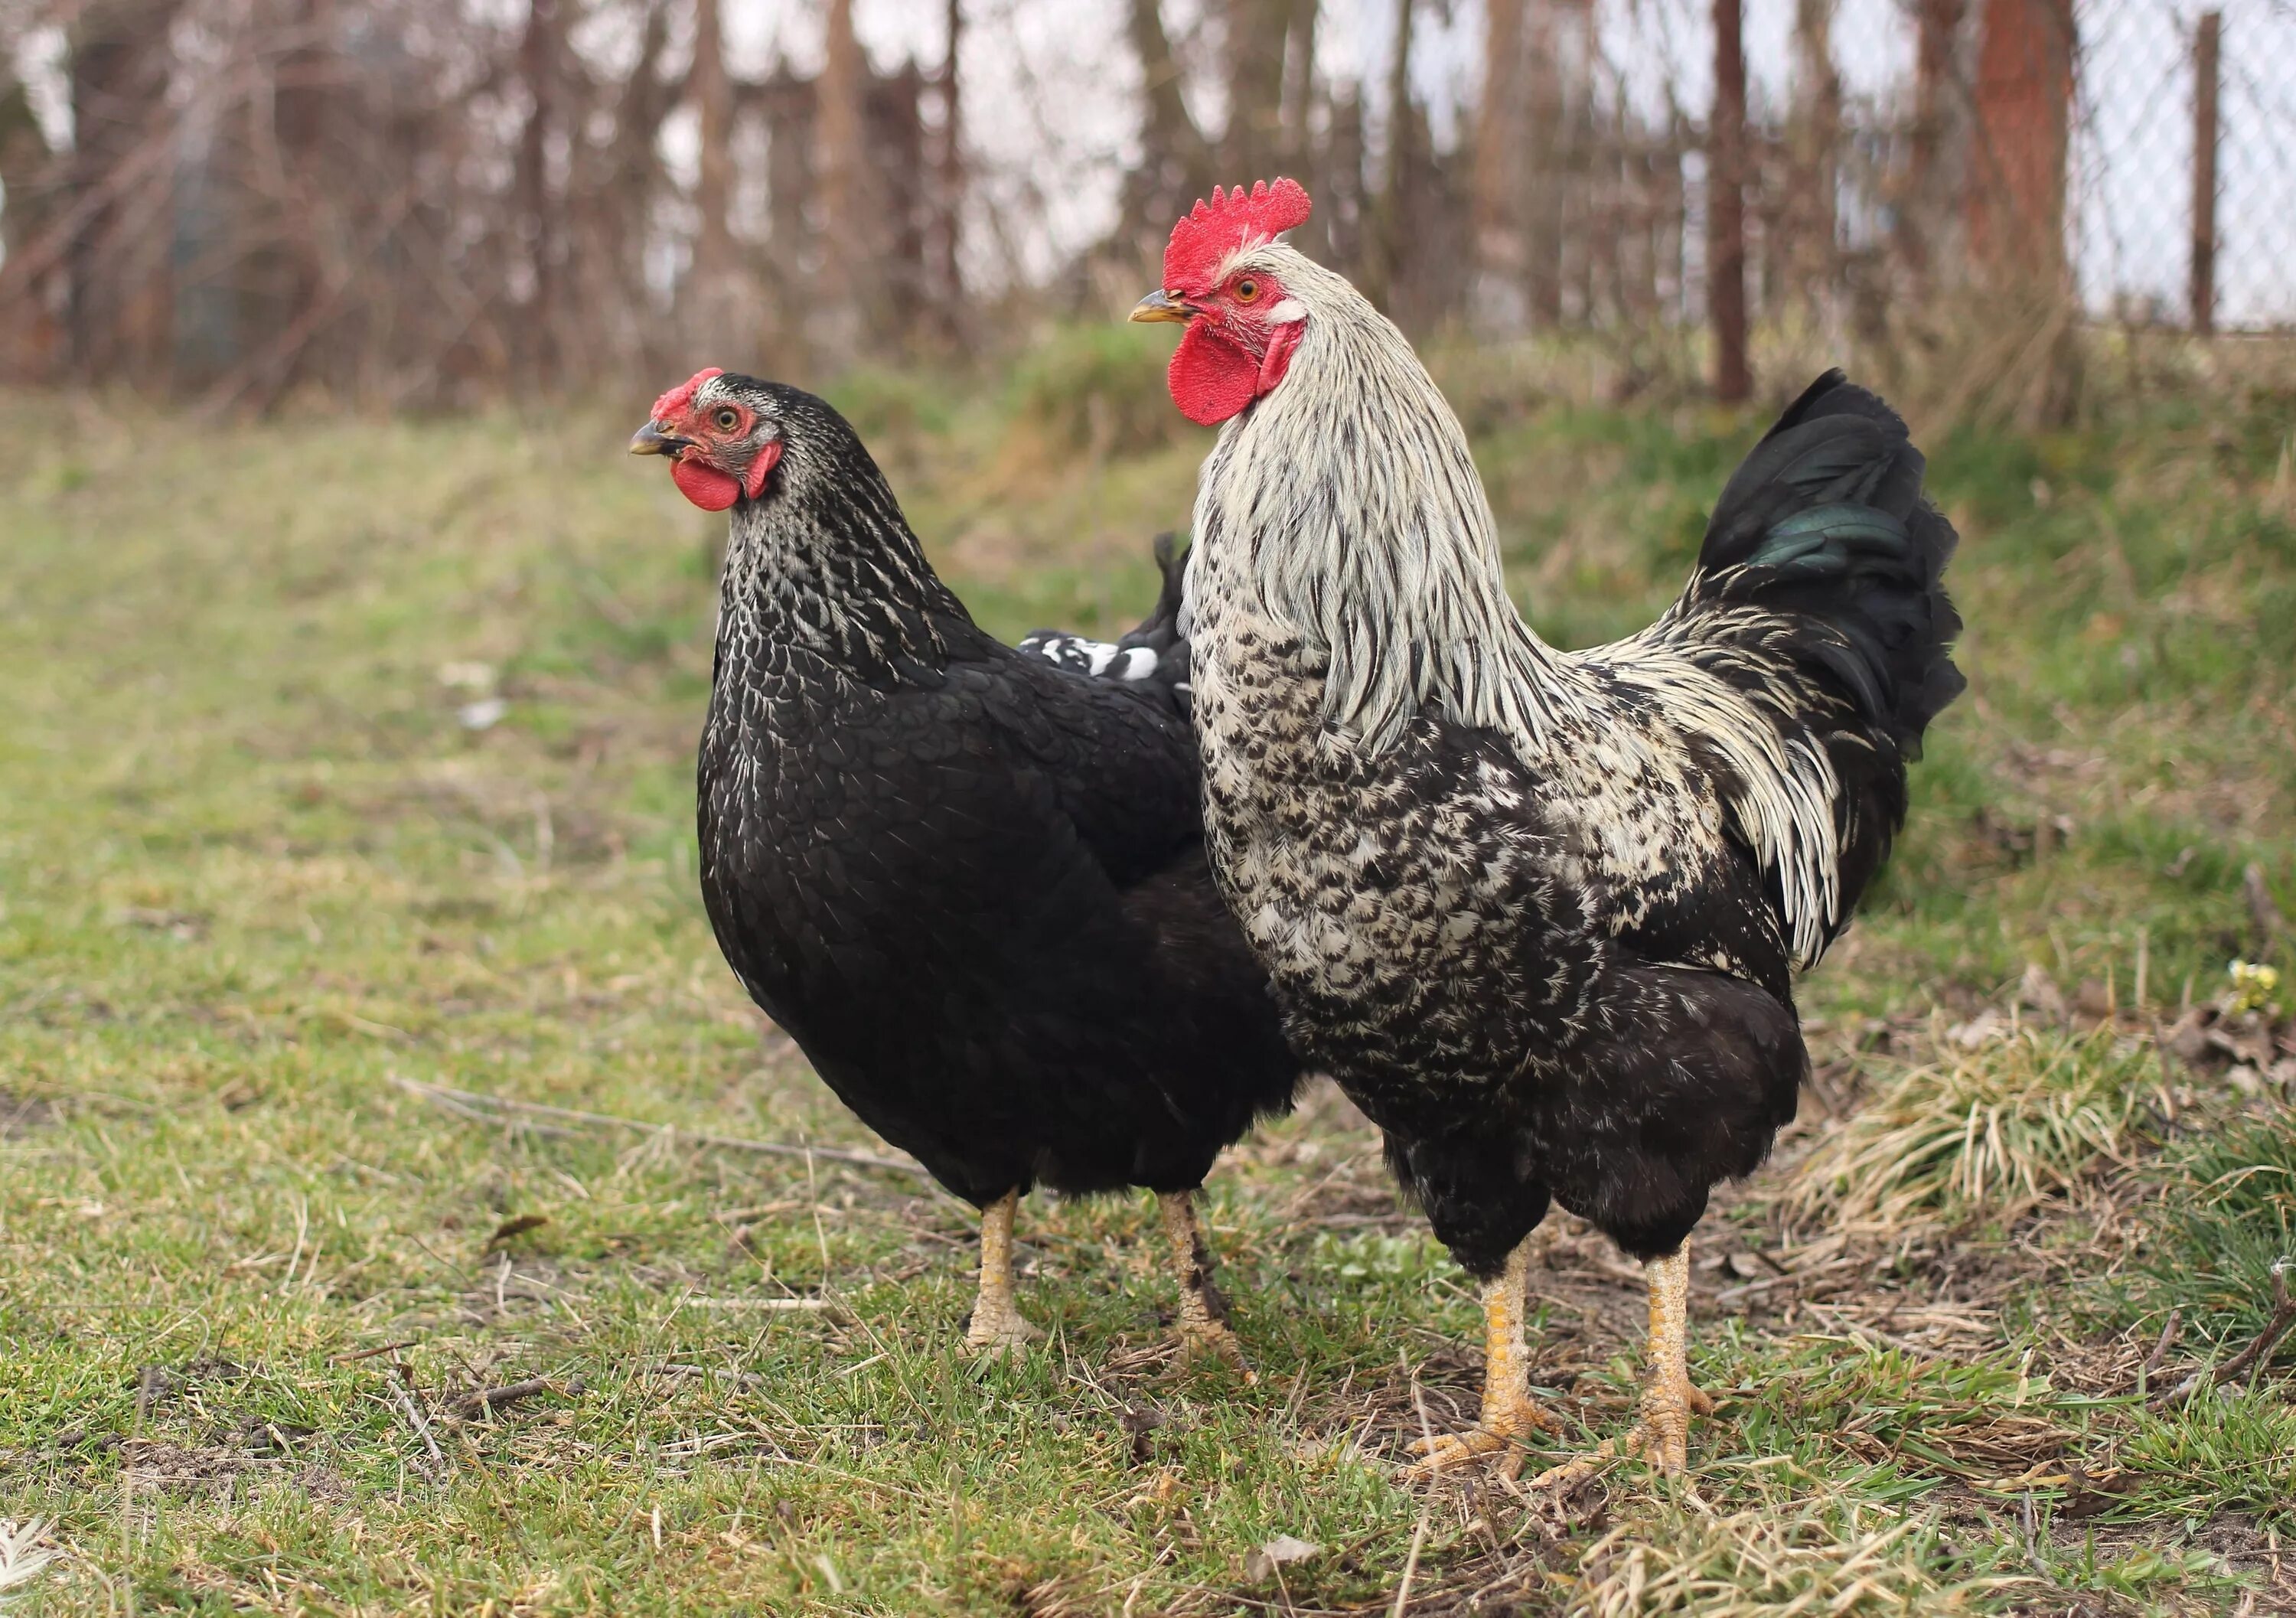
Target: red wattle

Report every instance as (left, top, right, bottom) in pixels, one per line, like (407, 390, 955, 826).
(1169, 324, 1261, 426)
(671, 458, 742, 511)
(743, 439, 784, 501)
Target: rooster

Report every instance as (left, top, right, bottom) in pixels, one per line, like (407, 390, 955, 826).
(632, 369, 1300, 1359)
(1132, 181, 1962, 1479)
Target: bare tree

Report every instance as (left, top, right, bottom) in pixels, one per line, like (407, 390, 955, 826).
(1362, 0, 1414, 313)
(1967, 0, 2074, 286)
(1121, 0, 1212, 260)
(513, 0, 570, 381)
(68, 0, 181, 378)
(1709, 0, 1750, 399)
(816, 0, 867, 365)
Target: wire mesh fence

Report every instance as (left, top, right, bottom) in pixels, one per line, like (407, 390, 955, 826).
(0, 0, 2288, 409)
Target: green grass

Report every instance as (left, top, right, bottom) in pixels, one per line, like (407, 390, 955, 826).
(2, 340, 2294, 1613)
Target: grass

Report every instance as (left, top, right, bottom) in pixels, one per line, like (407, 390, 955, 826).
(1786, 1026, 2162, 1227)
(2, 334, 2294, 1613)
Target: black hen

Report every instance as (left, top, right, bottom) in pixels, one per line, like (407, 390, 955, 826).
(631, 369, 1300, 1356)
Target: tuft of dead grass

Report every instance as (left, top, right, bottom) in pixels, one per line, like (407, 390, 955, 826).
(1571, 1500, 2019, 1616)
(1787, 1024, 2160, 1227)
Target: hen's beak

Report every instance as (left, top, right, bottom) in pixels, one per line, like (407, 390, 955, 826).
(1130, 288, 1194, 325)
(629, 420, 690, 457)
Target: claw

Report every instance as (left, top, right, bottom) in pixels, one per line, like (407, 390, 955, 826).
(964, 1304, 1042, 1360)
(1527, 1245, 1717, 1489)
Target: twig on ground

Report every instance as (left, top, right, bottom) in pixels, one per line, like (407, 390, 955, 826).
(388, 1075, 931, 1181)
(2211, 1262, 2296, 1389)
(452, 1378, 582, 1418)
(2154, 1261, 2296, 1406)
(333, 1339, 418, 1365)
(388, 1379, 445, 1473)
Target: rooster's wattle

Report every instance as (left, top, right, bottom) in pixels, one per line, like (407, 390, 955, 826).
(1134, 181, 1963, 1479)
(633, 370, 1301, 1359)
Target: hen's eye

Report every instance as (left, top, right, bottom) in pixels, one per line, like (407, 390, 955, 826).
(1234, 278, 1260, 303)
(715, 407, 741, 431)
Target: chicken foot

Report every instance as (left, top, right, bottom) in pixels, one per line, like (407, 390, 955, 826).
(1527, 1243, 1715, 1490)
(964, 1189, 1040, 1356)
(1402, 1240, 1558, 1479)
(1157, 1190, 1250, 1372)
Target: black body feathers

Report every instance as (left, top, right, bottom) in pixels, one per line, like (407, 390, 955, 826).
(693, 380, 1299, 1210)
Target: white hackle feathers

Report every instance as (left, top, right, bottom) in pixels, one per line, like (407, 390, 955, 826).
(1185, 244, 1846, 966)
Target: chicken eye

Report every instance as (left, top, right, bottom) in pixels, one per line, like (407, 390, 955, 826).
(1233, 277, 1261, 303)
(714, 407, 741, 432)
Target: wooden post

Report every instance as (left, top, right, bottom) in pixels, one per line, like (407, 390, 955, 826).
(2191, 9, 2220, 335)
(1709, 0, 1750, 400)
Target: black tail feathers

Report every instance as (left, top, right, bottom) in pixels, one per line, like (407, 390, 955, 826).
(1016, 533, 1194, 704)
(1698, 370, 1965, 760)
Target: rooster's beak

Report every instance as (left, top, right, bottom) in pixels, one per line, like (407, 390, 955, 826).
(1130, 289, 1194, 325)
(629, 420, 690, 457)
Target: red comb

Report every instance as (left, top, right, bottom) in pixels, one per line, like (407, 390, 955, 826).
(651, 367, 724, 422)
(1163, 178, 1312, 290)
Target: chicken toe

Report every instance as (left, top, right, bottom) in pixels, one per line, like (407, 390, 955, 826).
(1402, 1240, 1557, 1481)
(1159, 1191, 1254, 1375)
(1528, 1244, 1714, 1489)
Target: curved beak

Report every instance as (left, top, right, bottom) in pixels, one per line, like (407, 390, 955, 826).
(1129, 288, 1195, 325)
(629, 419, 690, 457)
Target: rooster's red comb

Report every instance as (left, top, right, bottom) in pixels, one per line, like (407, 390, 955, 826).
(651, 367, 725, 422)
(1163, 178, 1312, 289)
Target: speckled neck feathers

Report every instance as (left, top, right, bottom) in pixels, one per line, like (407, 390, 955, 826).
(714, 425, 966, 689)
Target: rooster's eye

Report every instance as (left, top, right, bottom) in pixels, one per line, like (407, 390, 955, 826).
(714, 407, 741, 432)
(1233, 278, 1260, 303)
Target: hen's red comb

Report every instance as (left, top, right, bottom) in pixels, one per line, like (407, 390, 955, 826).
(1163, 178, 1312, 289)
(651, 367, 725, 422)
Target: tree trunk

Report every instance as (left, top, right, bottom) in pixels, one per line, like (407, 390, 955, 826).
(1223, 0, 1290, 183)
(68, 0, 180, 380)
(514, 0, 566, 381)
(1363, 0, 1414, 313)
(1901, 0, 1965, 279)
(816, 0, 867, 366)
(1789, 0, 1841, 312)
(1124, 0, 1211, 254)
(1473, 0, 1528, 333)
(0, 70, 62, 379)
(933, 0, 964, 345)
(1967, 0, 2075, 286)
(1708, 0, 1750, 400)
(689, 0, 740, 351)
(1278, 0, 1318, 171)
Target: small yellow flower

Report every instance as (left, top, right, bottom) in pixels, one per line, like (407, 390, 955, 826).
(2227, 960, 2281, 1015)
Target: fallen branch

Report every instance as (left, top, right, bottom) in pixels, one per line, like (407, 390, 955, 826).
(453, 1377, 582, 1418)
(388, 1378, 445, 1473)
(2153, 1260, 2295, 1406)
(389, 1075, 932, 1182)
(2210, 1261, 2296, 1388)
